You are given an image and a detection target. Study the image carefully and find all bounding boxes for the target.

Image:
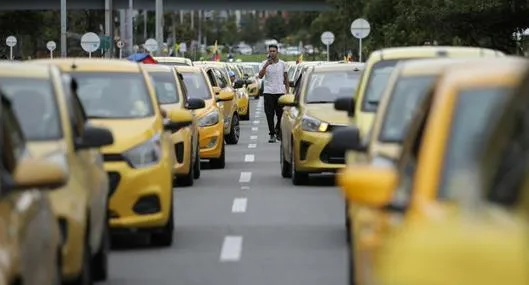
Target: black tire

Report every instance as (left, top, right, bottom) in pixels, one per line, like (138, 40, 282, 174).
(177, 148, 194, 187)
(225, 114, 240, 145)
(291, 143, 308, 185)
(91, 216, 109, 282)
(280, 145, 291, 178)
(210, 142, 226, 169)
(345, 202, 351, 244)
(151, 202, 174, 247)
(193, 143, 201, 179)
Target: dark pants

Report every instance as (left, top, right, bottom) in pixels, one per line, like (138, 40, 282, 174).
(263, 93, 284, 136)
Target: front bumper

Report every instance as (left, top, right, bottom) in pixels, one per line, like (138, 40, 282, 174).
(105, 158, 173, 231)
(293, 130, 346, 172)
(170, 127, 193, 176)
(199, 122, 224, 159)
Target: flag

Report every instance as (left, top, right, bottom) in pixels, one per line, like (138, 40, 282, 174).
(212, 40, 221, 61)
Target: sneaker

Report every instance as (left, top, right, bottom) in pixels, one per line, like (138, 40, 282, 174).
(268, 135, 277, 143)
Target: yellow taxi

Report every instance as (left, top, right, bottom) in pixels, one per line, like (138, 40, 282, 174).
(195, 62, 241, 144)
(37, 58, 194, 247)
(177, 66, 231, 168)
(334, 46, 505, 158)
(377, 61, 529, 285)
(277, 63, 364, 185)
(336, 57, 527, 285)
(236, 63, 260, 98)
(0, 90, 65, 285)
(154, 56, 193, 67)
(330, 58, 491, 242)
(143, 64, 205, 186)
(2, 61, 114, 283)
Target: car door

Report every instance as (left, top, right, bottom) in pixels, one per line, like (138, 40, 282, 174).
(62, 75, 108, 250)
(2, 96, 60, 285)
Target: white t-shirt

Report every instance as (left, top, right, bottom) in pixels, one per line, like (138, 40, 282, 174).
(259, 59, 287, 94)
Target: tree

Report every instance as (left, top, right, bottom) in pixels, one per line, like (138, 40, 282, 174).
(264, 14, 287, 41)
(239, 14, 262, 44)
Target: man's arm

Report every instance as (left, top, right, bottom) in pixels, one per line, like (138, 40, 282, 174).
(283, 71, 289, 94)
(258, 60, 270, 79)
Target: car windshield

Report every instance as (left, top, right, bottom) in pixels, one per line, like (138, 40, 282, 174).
(72, 72, 154, 119)
(0, 77, 63, 140)
(149, 72, 180, 104)
(438, 86, 511, 200)
(181, 72, 212, 100)
(379, 75, 436, 142)
(362, 59, 402, 112)
(304, 70, 362, 103)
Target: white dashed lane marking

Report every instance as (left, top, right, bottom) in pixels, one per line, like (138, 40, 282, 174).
(248, 144, 256, 149)
(253, 120, 260, 125)
(220, 236, 243, 262)
(239, 172, 252, 183)
(231, 198, 248, 213)
(250, 135, 257, 140)
(244, 154, 255, 162)
(252, 127, 258, 132)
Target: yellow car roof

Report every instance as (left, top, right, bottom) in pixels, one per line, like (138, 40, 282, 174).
(371, 46, 504, 61)
(398, 58, 496, 76)
(175, 66, 203, 73)
(0, 62, 52, 78)
(31, 58, 142, 73)
(438, 57, 528, 89)
(141, 64, 173, 72)
(312, 62, 365, 72)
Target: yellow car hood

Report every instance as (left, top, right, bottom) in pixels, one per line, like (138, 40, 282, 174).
(194, 99, 216, 118)
(305, 104, 349, 125)
(88, 117, 160, 153)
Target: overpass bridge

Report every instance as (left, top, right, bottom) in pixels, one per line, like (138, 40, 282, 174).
(1, 0, 332, 11)
(2, 0, 332, 57)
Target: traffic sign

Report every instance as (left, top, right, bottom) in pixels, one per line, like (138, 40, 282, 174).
(5, 36, 17, 47)
(179, 42, 187, 53)
(46, 41, 56, 51)
(320, 31, 335, 45)
(350, 18, 371, 39)
(117, 40, 124, 49)
(144, 38, 158, 52)
(6, 36, 17, 60)
(80, 32, 100, 54)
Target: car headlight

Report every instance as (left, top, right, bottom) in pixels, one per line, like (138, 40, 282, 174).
(199, 110, 219, 127)
(123, 134, 162, 168)
(301, 115, 328, 132)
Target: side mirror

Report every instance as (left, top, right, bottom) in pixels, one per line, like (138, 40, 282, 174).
(233, 79, 245, 89)
(11, 158, 68, 190)
(337, 165, 398, 207)
(164, 109, 193, 132)
(328, 126, 367, 153)
(334, 97, 355, 117)
(278, 94, 296, 107)
(216, 90, 234, 102)
(289, 81, 295, 87)
(76, 124, 114, 150)
(212, 86, 221, 95)
(185, 98, 205, 110)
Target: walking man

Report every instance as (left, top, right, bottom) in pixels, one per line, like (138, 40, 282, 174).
(258, 44, 289, 143)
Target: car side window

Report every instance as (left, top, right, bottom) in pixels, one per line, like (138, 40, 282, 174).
(2, 99, 26, 171)
(214, 69, 228, 88)
(176, 73, 189, 103)
(206, 70, 218, 87)
(62, 75, 85, 139)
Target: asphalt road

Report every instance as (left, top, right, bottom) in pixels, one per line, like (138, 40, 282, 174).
(100, 98, 348, 285)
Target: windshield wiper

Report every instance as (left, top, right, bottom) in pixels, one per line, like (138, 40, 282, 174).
(307, 101, 333, 104)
